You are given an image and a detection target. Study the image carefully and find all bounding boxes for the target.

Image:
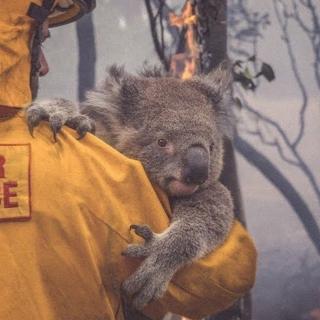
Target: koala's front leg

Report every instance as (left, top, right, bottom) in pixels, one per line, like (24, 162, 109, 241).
(27, 98, 95, 141)
(170, 181, 234, 258)
(122, 221, 194, 310)
(122, 182, 234, 310)
(122, 216, 222, 310)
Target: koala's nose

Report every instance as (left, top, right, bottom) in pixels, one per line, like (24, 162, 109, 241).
(182, 145, 209, 185)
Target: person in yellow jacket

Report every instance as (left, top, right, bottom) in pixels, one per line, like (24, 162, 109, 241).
(0, 1, 257, 319)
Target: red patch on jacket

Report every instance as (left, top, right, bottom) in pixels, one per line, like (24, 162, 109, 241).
(0, 144, 31, 222)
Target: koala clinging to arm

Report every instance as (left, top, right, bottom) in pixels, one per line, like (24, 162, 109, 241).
(27, 65, 235, 310)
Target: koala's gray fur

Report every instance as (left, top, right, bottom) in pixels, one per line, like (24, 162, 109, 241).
(27, 65, 234, 315)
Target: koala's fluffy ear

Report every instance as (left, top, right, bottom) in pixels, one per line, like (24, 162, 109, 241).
(81, 65, 142, 144)
(104, 65, 141, 108)
(192, 63, 234, 139)
(83, 64, 140, 120)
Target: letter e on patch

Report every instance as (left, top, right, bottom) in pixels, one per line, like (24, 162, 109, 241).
(0, 145, 31, 221)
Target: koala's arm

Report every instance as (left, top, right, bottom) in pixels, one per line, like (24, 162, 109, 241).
(122, 181, 234, 310)
(27, 98, 95, 140)
(171, 181, 234, 255)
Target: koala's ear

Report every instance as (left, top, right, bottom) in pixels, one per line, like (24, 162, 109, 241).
(83, 64, 141, 129)
(191, 63, 234, 138)
(87, 64, 141, 114)
(84, 65, 122, 112)
(198, 63, 232, 102)
(104, 65, 139, 100)
(82, 65, 144, 146)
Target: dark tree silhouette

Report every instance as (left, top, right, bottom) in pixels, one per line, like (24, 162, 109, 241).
(76, 13, 96, 102)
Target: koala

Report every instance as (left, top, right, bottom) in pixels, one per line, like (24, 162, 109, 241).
(27, 65, 234, 313)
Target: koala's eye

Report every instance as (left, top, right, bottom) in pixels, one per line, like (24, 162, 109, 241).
(158, 139, 168, 147)
(210, 143, 215, 152)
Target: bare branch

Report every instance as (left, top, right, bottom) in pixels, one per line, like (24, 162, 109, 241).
(273, 0, 308, 148)
(292, 0, 312, 33)
(159, 0, 165, 53)
(297, 0, 320, 89)
(144, 0, 170, 70)
(236, 92, 300, 166)
(235, 136, 320, 256)
(236, 89, 320, 205)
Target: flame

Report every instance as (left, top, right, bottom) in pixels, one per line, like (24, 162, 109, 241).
(169, 3, 199, 320)
(169, 1, 197, 27)
(169, 0, 199, 80)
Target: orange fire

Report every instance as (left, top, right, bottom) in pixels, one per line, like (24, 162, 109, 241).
(169, 0, 199, 80)
(169, 5, 198, 320)
(168, 3, 199, 320)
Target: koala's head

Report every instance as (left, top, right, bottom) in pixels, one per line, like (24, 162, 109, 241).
(83, 65, 233, 197)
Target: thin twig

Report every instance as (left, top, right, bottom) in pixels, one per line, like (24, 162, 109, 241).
(159, 0, 166, 53)
(144, 0, 170, 70)
(237, 89, 320, 205)
(273, 0, 308, 148)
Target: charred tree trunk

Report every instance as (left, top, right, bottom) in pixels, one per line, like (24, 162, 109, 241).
(76, 13, 96, 102)
(196, 1, 251, 319)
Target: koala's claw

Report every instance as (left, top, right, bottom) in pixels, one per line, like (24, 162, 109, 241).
(28, 121, 36, 138)
(27, 107, 48, 137)
(52, 127, 59, 142)
(49, 114, 64, 142)
(130, 224, 154, 242)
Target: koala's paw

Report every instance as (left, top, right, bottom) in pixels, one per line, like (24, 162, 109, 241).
(122, 259, 170, 310)
(26, 99, 95, 142)
(122, 224, 155, 258)
(122, 225, 173, 309)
